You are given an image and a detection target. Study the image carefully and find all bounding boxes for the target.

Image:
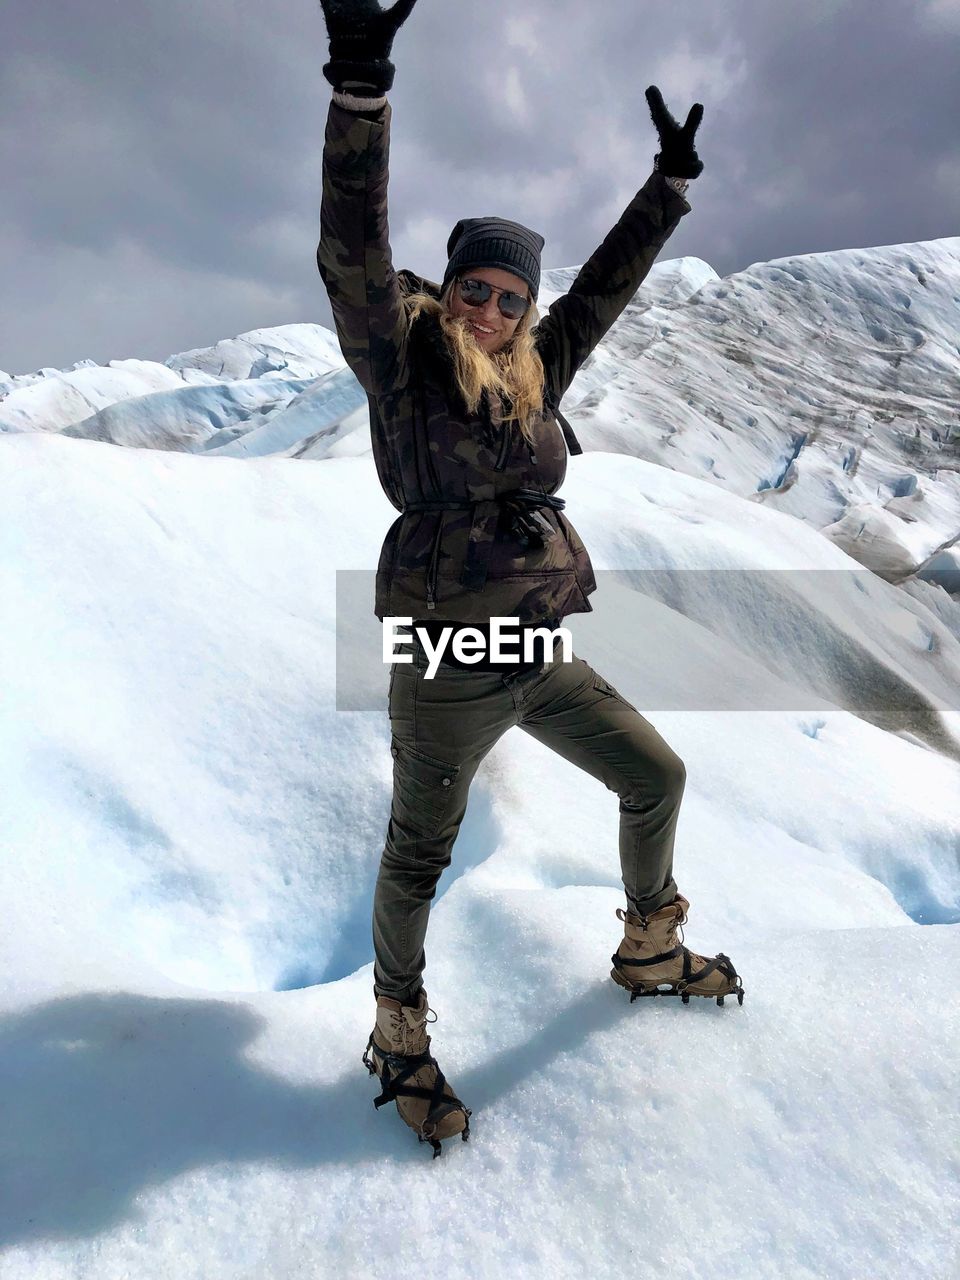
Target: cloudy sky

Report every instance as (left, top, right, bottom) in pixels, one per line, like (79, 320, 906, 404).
(2, 0, 957, 375)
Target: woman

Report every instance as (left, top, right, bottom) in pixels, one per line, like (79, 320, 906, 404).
(316, 0, 743, 1158)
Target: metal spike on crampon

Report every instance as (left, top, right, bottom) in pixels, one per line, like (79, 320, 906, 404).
(612, 959, 745, 1006)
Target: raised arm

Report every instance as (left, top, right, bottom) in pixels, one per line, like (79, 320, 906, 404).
(315, 1, 420, 396)
(535, 85, 704, 400)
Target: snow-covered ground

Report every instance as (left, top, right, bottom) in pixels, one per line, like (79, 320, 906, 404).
(1, 236, 959, 1278)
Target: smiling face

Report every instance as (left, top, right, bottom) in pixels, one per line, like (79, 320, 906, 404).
(446, 266, 531, 355)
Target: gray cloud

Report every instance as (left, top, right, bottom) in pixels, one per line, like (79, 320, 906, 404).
(1, 0, 957, 374)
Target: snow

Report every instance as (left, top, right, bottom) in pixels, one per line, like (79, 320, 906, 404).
(1, 235, 959, 1278)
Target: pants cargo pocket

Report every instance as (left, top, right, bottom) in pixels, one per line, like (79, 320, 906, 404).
(390, 734, 462, 838)
(593, 672, 640, 715)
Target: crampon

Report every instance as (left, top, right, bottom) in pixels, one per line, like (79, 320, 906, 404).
(611, 948, 745, 1005)
(362, 1036, 472, 1158)
(610, 896, 745, 1007)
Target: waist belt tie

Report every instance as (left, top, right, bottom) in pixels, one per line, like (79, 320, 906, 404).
(403, 488, 567, 609)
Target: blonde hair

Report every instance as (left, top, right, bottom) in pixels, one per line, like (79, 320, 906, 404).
(402, 279, 545, 448)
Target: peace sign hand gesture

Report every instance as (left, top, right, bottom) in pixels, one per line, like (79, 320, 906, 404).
(644, 85, 705, 179)
(319, 0, 421, 95)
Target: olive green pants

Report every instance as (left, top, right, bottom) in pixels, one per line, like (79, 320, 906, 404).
(373, 630, 684, 1004)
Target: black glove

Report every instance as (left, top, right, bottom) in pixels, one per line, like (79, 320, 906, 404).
(644, 85, 704, 179)
(318, 0, 420, 96)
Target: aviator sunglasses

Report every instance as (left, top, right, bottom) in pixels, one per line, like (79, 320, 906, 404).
(457, 276, 532, 321)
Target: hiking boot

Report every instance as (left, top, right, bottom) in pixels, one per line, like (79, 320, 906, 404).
(361, 988, 471, 1157)
(610, 893, 744, 1006)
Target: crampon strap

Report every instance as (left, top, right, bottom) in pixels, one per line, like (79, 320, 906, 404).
(612, 946, 743, 992)
(611, 943, 684, 969)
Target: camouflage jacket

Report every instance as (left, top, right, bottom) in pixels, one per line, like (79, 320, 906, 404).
(317, 98, 691, 625)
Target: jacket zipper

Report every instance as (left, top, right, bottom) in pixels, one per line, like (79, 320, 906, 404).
(490, 390, 511, 472)
(417, 374, 444, 610)
(425, 515, 443, 610)
(495, 419, 511, 471)
(419, 374, 443, 496)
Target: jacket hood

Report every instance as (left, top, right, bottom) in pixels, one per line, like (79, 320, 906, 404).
(397, 268, 443, 300)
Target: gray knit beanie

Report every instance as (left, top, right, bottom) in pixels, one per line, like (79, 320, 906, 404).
(441, 216, 545, 302)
